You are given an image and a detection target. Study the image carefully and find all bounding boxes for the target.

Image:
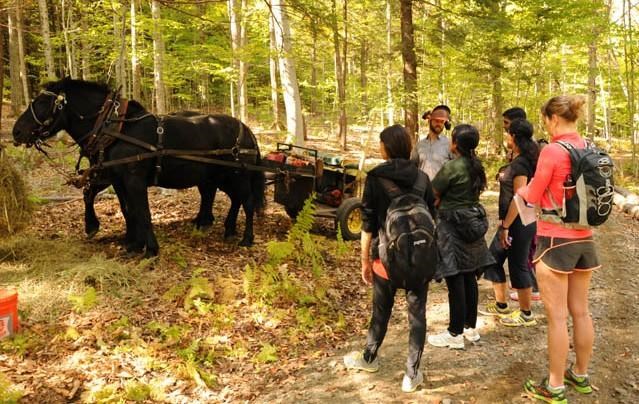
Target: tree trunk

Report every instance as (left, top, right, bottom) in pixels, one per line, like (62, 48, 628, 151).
(400, 0, 418, 140)
(8, 6, 23, 115)
(38, 0, 56, 81)
(131, 0, 141, 99)
(271, 0, 304, 145)
(79, 16, 91, 80)
(332, 0, 347, 150)
(268, 13, 282, 130)
(587, 42, 597, 140)
(151, 0, 167, 114)
(310, 17, 318, 115)
(15, 2, 29, 105)
(491, 65, 504, 150)
(0, 12, 5, 129)
(341, 0, 348, 150)
(385, 0, 394, 125)
(61, 0, 75, 77)
(239, 0, 248, 123)
(625, 0, 637, 175)
(437, 0, 445, 103)
(113, 10, 126, 94)
(360, 39, 368, 118)
(228, 0, 240, 118)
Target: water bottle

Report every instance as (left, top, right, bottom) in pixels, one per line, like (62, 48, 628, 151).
(563, 174, 576, 200)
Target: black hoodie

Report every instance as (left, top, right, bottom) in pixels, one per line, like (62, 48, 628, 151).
(361, 159, 436, 253)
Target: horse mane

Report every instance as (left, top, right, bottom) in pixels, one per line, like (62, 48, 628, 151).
(44, 77, 110, 95)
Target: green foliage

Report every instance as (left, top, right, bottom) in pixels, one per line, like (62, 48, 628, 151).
(335, 224, 349, 257)
(68, 287, 98, 313)
(124, 381, 151, 402)
(255, 343, 278, 364)
(0, 333, 40, 358)
(0, 373, 23, 404)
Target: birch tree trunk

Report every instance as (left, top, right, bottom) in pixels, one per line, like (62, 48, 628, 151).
(271, 0, 304, 145)
(268, 13, 282, 130)
(400, 0, 418, 140)
(8, 7, 23, 114)
(238, 0, 248, 123)
(113, 10, 126, 94)
(385, 0, 394, 125)
(131, 0, 141, 99)
(228, 0, 240, 117)
(310, 17, 318, 115)
(61, 0, 75, 77)
(151, 0, 167, 114)
(15, 3, 29, 105)
(38, 0, 56, 81)
(332, 0, 347, 150)
(79, 16, 91, 80)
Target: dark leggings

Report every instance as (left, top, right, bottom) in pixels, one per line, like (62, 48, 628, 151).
(445, 271, 478, 335)
(363, 274, 428, 379)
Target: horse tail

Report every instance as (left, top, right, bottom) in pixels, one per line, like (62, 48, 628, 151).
(245, 124, 267, 213)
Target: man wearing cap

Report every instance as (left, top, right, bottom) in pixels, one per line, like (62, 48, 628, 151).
(411, 105, 454, 180)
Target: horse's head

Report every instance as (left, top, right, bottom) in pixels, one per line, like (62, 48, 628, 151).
(12, 79, 70, 147)
(12, 77, 111, 147)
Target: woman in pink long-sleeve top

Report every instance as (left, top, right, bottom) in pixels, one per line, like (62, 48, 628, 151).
(518, 96, 599, 403)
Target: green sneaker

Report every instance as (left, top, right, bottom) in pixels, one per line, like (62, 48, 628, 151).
(564, 367, 593, 394)
(478, 302, 511, 317)
(343, 351, 379, 373)
(523, 378, 567, 404)
(500, 310, 537, 327)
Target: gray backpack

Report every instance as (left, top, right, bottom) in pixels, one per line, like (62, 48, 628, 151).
(378, 172, 437, 288)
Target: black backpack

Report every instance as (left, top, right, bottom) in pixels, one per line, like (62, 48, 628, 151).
(544, 141, 614, 227)
(378, 172, 437, 288)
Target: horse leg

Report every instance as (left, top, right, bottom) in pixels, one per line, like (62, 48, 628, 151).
(193, 183, 216, 229)
(84, 183, 108, 238)
(111, 181, 135, 246)
(224, 197, 241, 240)
(239, 197, 255, 247)
(123, 177, 159, 257)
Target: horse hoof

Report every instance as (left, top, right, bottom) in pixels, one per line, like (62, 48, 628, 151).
(144, 249, 159, 259)
(238, 239, 254, 247)
(86, 228, 99, 239)
(195, 224, 212, 232)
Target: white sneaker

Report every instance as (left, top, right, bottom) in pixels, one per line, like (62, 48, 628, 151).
(463, 327, 480, 342)
(427, 331, 464, 349)
(401, 370, 424, 393)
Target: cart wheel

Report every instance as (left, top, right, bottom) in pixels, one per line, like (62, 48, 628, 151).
(285, 205, 302, 219)
(336, 197, 362, 241)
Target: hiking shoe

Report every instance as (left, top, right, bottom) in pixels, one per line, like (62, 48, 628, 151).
(523, 378, 567, 404)
(343, 351, 379, 372)
(401, 370, 424, 393)
(478, 302, 511, 317)
(463, 327, 481, 342)
(510, 290, 541, 301)
(500, 310, 537, 327)
(428, 331, 464, 349)
(564, 367, 593, 394)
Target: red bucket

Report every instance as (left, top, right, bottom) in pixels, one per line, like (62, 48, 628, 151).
(0, 289, 19, 339)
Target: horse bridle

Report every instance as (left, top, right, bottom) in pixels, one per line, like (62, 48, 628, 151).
(28, 90, 67, 143)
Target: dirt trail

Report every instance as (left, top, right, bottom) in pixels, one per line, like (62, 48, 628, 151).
(258, 209, 639, 404)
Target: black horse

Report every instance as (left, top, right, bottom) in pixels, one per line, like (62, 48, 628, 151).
(82, 110, 223, 239)
(13, 78, 265, 256)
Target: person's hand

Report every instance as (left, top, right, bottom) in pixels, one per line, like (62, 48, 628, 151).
(361, 258, 373, 286)
(499, 228, 512, 249)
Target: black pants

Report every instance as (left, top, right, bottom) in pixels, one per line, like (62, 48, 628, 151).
(363, 273, 428, 379)
(445, 271, 478, 335)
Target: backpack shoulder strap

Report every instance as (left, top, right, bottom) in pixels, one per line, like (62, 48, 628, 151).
(411, 171, 428, 197)
(378, 177, 403, 199)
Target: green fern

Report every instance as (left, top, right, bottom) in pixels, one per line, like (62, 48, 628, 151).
(68, 287, 98, 313)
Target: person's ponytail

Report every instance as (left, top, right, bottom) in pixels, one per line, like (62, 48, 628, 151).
(452, 124, 487, 196)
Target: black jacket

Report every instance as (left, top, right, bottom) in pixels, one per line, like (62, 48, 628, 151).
(361, 159, 436, 258)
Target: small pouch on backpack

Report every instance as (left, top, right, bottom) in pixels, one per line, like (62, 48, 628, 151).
(451, 204, 488, 243)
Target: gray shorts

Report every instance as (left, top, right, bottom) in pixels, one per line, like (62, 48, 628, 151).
(533, 236, 601, 273)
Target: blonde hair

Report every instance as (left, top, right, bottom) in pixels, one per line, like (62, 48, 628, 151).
(540, 95, 586, 122)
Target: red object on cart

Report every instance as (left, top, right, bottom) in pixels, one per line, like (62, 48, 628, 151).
(0, 289, 19, 339)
